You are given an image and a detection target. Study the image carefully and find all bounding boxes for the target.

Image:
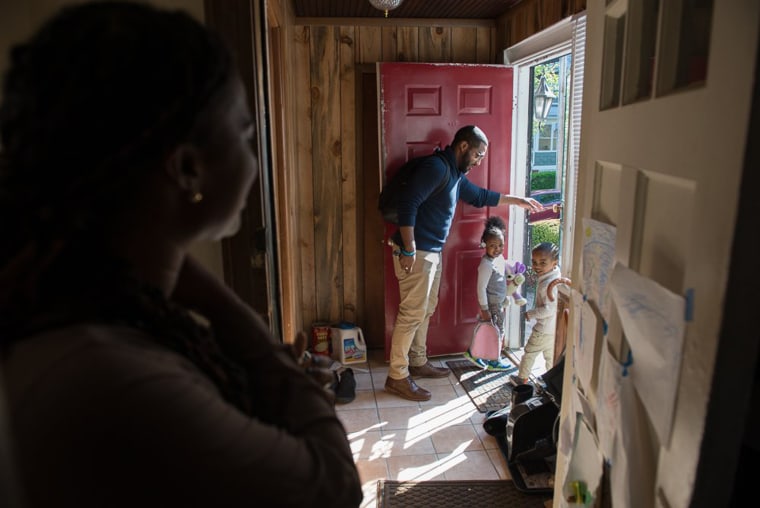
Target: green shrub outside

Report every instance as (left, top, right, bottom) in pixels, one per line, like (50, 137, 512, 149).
(530, 170, 556, 191)
(530, 219, 560, 247)
(529, 171, 560, 245)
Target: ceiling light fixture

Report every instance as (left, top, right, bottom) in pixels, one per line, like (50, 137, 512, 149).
(369, 0, 404, 18)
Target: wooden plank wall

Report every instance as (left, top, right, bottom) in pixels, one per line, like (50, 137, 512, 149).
(496, 0, 587, 50)
(291, 20, 496, 337)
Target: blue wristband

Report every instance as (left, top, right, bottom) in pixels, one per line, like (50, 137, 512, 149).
(400, 249, 416, 257)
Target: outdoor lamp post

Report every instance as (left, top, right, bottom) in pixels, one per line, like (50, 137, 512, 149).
(534, 74, 556, 121)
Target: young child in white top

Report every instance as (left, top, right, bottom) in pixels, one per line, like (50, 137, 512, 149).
(465, 216, 518, 372)
(511, 242, 561, 385)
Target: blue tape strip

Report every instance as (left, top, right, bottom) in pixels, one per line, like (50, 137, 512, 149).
(684, 288, 694, 322)
(622, 350, 633, 377)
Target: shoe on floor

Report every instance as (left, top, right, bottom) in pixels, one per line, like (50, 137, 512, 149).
(385, 375, 431, 401)
(463, 350, 488, 370)
(334, 368, 356, 404)
(486, 358, 516, 372)
(408, 361, 449, 378)
(510, 374, 528, 386)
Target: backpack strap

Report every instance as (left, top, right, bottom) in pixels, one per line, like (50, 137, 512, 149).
(430, 150, 452, 198)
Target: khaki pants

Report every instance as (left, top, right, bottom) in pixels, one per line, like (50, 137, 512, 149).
(388, 246, 442, 380)
(517, 330, 555, 379)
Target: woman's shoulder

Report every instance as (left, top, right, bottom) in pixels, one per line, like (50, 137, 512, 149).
(9, 323, 178, 359)
(3, 324, 205, 399)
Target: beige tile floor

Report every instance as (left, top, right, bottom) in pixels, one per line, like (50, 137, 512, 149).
(334, 348, 544, 508)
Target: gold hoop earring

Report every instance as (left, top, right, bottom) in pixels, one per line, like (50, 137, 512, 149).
(190, 192, 203, 204)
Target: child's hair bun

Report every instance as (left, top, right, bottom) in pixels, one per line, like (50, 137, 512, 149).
(484, 216, 506, 232)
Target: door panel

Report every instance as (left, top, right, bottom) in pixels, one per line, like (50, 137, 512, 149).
(630, 170, 695, 293)
(556, 2, 759, 506)
(378, 62, 513, 358)
(591, 162, 624, 227)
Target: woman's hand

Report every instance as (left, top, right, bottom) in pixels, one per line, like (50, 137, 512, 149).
(292, 331, 337, 400)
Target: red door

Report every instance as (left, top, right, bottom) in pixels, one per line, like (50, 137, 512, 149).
(379, 62, 513, 358)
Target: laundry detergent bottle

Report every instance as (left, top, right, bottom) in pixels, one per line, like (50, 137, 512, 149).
(331, 322, 367, 365)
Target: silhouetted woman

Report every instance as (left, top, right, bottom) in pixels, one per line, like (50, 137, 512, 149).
(0, 3, 361, 507)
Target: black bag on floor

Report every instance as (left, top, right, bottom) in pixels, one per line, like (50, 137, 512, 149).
(482, 405, 511, 436)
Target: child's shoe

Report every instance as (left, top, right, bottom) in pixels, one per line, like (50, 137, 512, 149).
(509, 374, 528, 385)
(463, 350, 488, 370)
(486, 358, 516, 372)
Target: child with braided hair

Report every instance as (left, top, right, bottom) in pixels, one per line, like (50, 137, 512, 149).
(511, 242, 562, 385)
(0, 3, 361, 507)
(464, 216, 518, 372)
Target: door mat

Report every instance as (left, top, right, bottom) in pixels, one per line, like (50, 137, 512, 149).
(377, 480, 552, 507)
(446, 359, 514, 413)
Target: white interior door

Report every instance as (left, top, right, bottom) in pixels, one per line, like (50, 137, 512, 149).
(555, 1, 759, 507)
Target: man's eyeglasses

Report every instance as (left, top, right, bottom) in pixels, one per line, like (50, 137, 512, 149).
(473, 150, 486, 160)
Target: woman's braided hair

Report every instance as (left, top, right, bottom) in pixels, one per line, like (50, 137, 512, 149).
(0, 2, 250, 410)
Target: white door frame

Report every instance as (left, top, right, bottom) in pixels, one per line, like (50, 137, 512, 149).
(503, 15, 583, 348)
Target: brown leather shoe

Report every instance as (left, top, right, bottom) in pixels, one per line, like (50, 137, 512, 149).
(408, 361, 449, 379)
(385, 376, 431, 401)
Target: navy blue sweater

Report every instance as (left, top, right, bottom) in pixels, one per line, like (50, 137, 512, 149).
(391, 146, 500, 252)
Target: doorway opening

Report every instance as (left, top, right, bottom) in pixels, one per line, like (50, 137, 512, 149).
(521, 55, 571, 344)
(503, 14, 586, 352)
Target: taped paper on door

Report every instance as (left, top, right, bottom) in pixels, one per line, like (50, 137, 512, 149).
(581, 218, 616, 323)
(609, 262, 685, 447)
